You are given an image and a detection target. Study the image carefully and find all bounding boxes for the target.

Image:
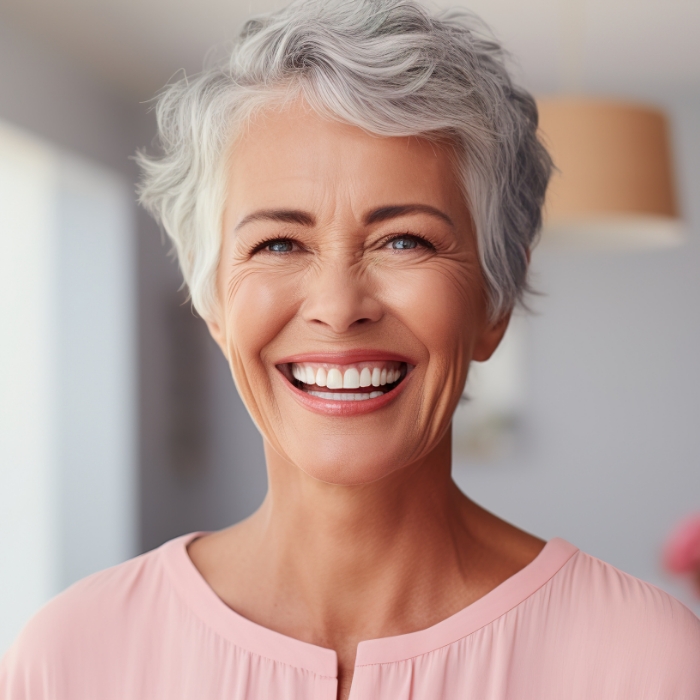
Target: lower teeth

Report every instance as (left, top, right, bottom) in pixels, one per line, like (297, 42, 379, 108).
(308, 391, 384, 401)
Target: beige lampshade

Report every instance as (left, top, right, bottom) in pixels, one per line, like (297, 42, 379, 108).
(537, 98, 683, 249)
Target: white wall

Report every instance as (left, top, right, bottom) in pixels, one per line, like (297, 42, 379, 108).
(0, 17, 149, 654)
(0, 10, 186, 570)
(0, 122, 137, 653)
(0, 17, 139, 177)
(453, 95, 700, 612)
(54, 154, 136, 587)
(0, 123, 57, 656)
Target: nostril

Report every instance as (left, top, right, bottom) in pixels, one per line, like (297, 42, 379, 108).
(310, 316, 372, 328)
(302, 293, 383, 332)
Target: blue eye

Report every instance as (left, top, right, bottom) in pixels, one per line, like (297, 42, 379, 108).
(390, 237, 418, 250)
(267, 240, 294, 253)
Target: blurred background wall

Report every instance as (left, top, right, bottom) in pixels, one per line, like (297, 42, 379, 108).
(0, 0, 698, 653)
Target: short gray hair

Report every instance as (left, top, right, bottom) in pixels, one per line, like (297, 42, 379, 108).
(137, 0, 552, 322)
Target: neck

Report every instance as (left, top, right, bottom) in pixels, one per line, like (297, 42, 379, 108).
(242, 427, 481, 644)
(188, 424, 544, 669)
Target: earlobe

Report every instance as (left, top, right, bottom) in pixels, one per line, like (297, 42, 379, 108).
(472, 312, 511, 362)
(205, 317, 228, 357)
(473, 249, 529, 362)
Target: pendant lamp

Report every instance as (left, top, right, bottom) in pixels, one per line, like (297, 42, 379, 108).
(537, 98, 683, 249)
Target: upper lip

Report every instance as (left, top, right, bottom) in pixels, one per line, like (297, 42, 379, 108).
(274, 349, 416, 366)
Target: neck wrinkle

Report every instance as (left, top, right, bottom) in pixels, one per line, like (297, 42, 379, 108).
(245, 428, 480, 644)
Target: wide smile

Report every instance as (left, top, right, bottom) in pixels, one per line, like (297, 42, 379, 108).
(275, 353, 415, 416)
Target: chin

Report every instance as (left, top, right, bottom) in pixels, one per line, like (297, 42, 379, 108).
(289, 436, 412, 486)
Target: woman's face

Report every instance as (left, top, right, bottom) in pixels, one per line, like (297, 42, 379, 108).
(209, 101, 508, 485)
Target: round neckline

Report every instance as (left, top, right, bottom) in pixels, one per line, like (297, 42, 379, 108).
(161, 532, 578, 676)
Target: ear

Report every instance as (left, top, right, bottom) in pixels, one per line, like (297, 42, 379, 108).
(204, 316, 228, 358)
(473, 247, 530, 361)
(472, 310, 511, 362)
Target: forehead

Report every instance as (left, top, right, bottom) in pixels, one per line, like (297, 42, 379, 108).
(225, 100, 465, 219)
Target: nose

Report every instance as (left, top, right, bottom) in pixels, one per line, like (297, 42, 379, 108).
(300, 260, 383, 334)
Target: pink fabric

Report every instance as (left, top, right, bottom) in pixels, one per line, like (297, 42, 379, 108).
(2, 533, 699, 699)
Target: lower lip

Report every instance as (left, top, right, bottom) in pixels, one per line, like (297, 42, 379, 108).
(279, 372, 411, 416)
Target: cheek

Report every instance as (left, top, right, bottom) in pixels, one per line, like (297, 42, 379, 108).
(364, 261, 482, 462)
(377, 263, 480, 359)
(221, 267, 300, 387)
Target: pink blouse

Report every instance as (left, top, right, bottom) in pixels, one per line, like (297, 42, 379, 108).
(2, 533, 699, 699)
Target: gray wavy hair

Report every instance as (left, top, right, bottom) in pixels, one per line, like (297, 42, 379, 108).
(137, 0, 552, 322)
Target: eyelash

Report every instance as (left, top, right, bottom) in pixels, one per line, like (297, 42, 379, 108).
(250, 237, 299, 255)
(383, 233, 435, 251)
(249, 232, 435, 256)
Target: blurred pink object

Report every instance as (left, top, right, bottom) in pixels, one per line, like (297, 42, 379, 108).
(663, 514, 700, 574)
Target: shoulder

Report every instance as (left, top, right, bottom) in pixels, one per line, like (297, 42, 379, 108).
(11, 542, 167, 650)
(540, 546, 700, 695)
(0, 537, 183, 699)
(558, 548, 700, 638)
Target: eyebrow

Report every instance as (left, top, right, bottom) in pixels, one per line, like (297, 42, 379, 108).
(364, 204, 453, 227)
(234, 209, 316, 231)
(234, 203, 453, 232)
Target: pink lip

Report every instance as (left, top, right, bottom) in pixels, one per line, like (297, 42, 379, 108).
(275, 349, 416, 365)
(279, 371, 411, 416)
(274, 349, 416, 416)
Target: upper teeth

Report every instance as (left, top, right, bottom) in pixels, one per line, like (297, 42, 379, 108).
(291, 363, 403, 388)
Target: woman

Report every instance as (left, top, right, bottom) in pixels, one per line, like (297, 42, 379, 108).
(2, 0, 699, 698)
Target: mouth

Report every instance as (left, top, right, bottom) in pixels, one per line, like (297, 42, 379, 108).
(275, 353, 414, 415)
